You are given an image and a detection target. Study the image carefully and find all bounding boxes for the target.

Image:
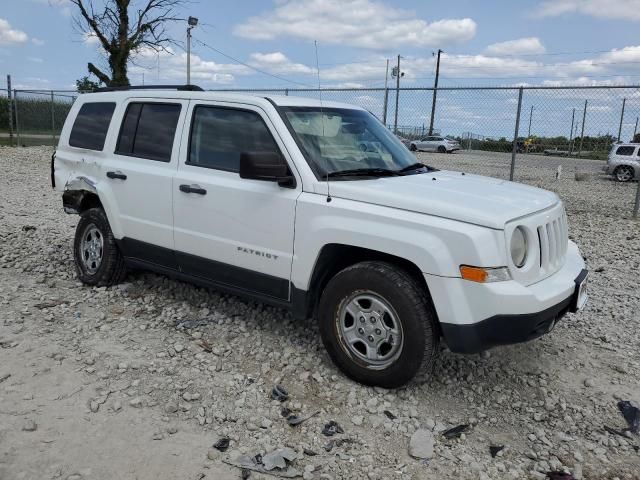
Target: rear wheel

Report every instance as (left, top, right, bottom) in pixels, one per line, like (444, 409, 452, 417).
(318, 261, 439, 388)
(614, 165, 634, 182)
(437, 145, 446, 153)
(74, 208, 127, 286)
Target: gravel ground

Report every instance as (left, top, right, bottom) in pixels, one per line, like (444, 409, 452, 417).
(1, 146, 639, 480)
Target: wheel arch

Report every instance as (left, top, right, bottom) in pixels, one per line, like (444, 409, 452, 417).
(62, 189, 104, 214)
(296, 243, 436, 322)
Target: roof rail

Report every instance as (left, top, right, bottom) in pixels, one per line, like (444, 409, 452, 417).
(93, 84, 204, 92)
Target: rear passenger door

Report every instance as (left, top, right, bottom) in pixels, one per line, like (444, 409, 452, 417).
(101, 99, 188, 267)
(173, 101, 300, 301)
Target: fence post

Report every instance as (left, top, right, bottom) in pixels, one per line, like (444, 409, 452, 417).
(14, 89, 20, 147)
(578, 100, 587, 157)
(510, 87, 523, 181)
(6, 75, 13, 147)
(635, 181, 640, 219)
(617, 97, 626, 142)
(382, 87, 389, 125)
(285, 88, 289, 96)
(51, 90, 55, 146)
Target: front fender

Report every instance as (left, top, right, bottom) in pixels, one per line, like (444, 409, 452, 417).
(292, 193, 507, 290)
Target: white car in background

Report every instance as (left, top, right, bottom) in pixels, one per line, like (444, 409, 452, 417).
(410, 136, 460, 153)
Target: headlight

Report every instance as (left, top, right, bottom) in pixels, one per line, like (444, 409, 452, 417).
(511, 227, 527, 267)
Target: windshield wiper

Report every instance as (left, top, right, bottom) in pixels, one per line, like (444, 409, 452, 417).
(397, 162, 432, 173)
(326, 168, 400, 178)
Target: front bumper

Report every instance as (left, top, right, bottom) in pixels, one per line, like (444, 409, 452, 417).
(440, 269, 586, 353)
(425, 240, 587, 354)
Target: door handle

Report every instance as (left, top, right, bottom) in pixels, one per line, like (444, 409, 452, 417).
(179, 184, 207, 195)
(106, 171, 127, 180)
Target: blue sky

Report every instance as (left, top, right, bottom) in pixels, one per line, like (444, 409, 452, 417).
(2, 0, 640, 139)
(2, 0, 640, 90)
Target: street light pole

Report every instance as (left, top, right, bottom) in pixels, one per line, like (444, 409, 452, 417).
(186, 16, 199, 85)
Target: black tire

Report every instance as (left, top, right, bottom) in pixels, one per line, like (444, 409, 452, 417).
(318, 261, 439, 388)
(614, 165, 634, 183)
(410, 144, 417, 151)
(437, 145, 447, 153)
(73, 208, 127, 286)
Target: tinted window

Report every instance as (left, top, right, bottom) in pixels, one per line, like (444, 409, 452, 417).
(188, 106, 281, 172)
(616, 146, 635, 156)
(69, 102, 116, 150)
(116, 103, 181, 162)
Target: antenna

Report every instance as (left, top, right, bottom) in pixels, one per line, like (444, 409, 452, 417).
(315, 40, 331, 203)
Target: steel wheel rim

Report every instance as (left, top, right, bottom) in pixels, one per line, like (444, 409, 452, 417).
(617, 167, 632, 182)
(335, 291, 404, 370)
(80, 224, 104, 274)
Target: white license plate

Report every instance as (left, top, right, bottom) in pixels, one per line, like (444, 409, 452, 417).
(575, 273, 589, 311)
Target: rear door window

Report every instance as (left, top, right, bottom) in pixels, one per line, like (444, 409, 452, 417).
(116, 102, 181, 162)
(69, 102, 116, 150)
(615, 146, 635, 156)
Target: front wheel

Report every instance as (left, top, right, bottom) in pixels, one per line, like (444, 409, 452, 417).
(318, 262, 439, 388)
(410, 144, 417, 151)
(73, 208, 127, 286)
(437, 145, 447, 153)
(614, 165, 634, 182)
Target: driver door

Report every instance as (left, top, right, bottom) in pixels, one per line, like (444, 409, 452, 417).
(172, 101, 300, 301)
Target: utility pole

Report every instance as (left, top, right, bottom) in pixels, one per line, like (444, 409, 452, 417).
(528, 105, 534, 137)
(617, 97, 626, 142)
(578, 100, 587, 157)
(382, 59, 389, 126)
(6, 75, 13, 147)
(186, 16, 198, 84)
(428, 49, 442, 136)
(393, 54, 401, 134)
(568, 108, 575, 155)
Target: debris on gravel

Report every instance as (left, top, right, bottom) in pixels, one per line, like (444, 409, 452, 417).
(409, 428, 435, 460)
(1, 147, 639, 479)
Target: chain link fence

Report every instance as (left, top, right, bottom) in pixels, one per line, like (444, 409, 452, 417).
(0, 84, 638, 216)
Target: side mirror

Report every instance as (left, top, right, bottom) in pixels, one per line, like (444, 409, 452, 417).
(239, 152, 295, 188)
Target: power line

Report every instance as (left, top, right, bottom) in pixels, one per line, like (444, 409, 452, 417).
(192, 38, 313, 87)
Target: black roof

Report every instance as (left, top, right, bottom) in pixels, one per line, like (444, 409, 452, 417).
(93, 84, 203, 92)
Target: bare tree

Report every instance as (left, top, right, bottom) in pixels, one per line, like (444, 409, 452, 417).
(71, 0, 185, 86)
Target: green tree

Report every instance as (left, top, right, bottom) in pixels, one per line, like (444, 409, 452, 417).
(71, 0, 184, 86)
(76, 76, 101, 92)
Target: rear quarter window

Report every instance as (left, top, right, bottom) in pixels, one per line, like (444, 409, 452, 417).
(615, 146, 635, 156)
(69, 102, 116, 151)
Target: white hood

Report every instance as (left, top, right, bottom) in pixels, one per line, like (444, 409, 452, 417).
(324, 170, 559, 229)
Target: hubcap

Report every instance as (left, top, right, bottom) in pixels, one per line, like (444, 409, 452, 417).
(80, 224, 104, 274)
(336, 291, 404, 369)
(617, 167, 633, 182)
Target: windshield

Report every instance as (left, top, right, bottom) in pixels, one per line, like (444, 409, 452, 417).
(280, 107, 420, 179)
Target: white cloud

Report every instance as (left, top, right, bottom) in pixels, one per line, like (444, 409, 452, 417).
(129, 47, 251, 85)
(534, 0, 640, 21)
(83, 32, 101, 46)
(249, 52, 315, 75)
(27, 56, 43, 63)
(0, 18, 28, 45)
(234, 0, 476, 49)
(31, 37, 44, 46)
(485, 37, 546, 56)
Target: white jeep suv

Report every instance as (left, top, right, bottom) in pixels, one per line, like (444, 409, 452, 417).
(52, 86, 588, 388)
